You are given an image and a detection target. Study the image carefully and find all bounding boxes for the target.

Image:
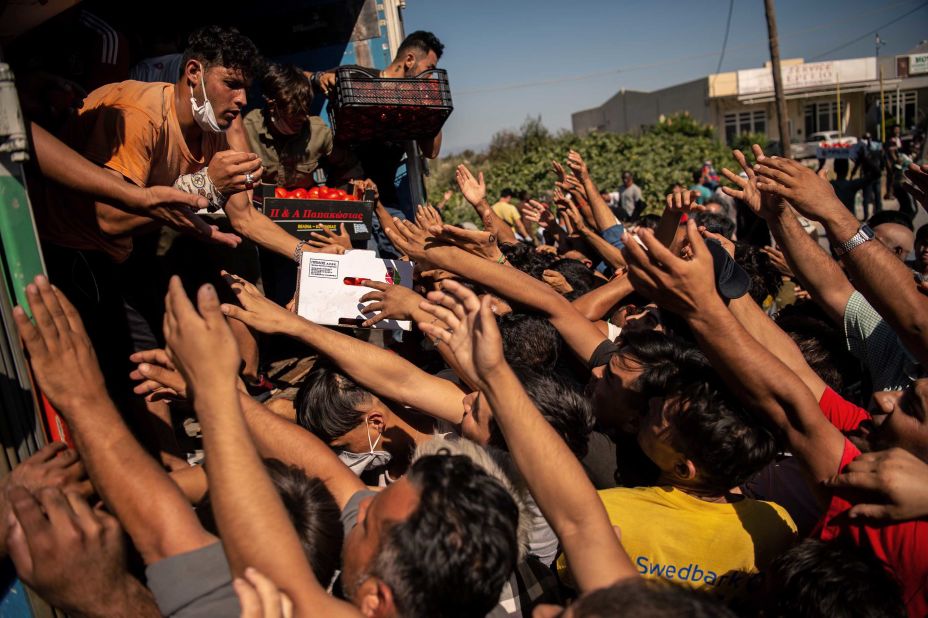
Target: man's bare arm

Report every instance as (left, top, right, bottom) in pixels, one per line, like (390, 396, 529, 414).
(418, 282, 637, 593)
(571, 274, 633, 322)
(220, 274, 467, 424)
(13, 277, 215, 565)
(164, 279, 358, 617)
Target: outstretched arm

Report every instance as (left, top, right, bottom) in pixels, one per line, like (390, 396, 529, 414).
(163, 277, 358, 617)
(12, 276, 215, 565)
(754, 155, 928, 366)
(455, 164, 518, 244)
(622, 223, 845, 488)
(418, 281, 636, 593)
(220, 273, 467, 425)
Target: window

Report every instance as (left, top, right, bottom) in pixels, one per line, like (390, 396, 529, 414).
(804, 101, 838, 135)
(882, 91, 918, 129)
(724, 109, 768, 144)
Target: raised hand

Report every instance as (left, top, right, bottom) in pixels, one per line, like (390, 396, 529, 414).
(6, 486, 156, 617)
(664, 188, 706, 215)
(163, 276, 241, 397)
(825, 447, 928, 521)
(760, 245, 795, 278)
(207, 151, 264, 196)
(622, 221, 718, 316)
(414, 203, 443, 230)
(349, 178, 379, 202)
(129, 348, 188, 402)
(359, 280, 427, 327)
(720, 145, 786, 220)
(521, 200, 554, 229)
(564, 202, 590, 233)
(752, 156, 842, 222)
(383, 218, 435, 266)
(418, 279, 505, 390)
(542, 269, 574, 295)
(551, 159, 567, 183)
(566, 150, 590, 183)
(307, 223, 351, 252)
(698, 226, 735, 258)
(235, 567, 294, 618)
(455, 164, 487, 206)
(427, 224, 504, 262)
(219, 271, 301, 335)
(12, 276, 107, 412)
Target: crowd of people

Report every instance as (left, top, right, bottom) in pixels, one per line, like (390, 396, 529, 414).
(4, 19, 928, 618)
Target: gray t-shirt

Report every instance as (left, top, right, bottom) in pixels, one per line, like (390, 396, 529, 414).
(619, 184, 643, 216)
(146, 541, 239, 618)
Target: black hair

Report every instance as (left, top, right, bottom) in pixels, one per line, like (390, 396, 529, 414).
(917, 223, 928, 244)
(571, 578, 735, 617)
(182, 26, 264, 82)
(868, 210, 914, 231)
(834, 157, 850, 178)
(764, 539, 905, 618)
(262, 459, 343, 584)
(692, 168, 703, 183)
(486, 366, 594, 458)
(295, 360, 371, 443)
(734, 243, 782, 306)
(372, 453, 517, 618)
(198, 459, 343, 585)
(666, 380, 779, 489)
(694, 211, 735, 240)
(624, 330, 709, 398)
(501, 243, 557, 279)
(549, 258, 598, 298)
(500, 188, 513, 198)
(499, 312, 562, 369)
(635, 214, 662, 231)
(775, 311, 857, 396)
(262, 63, 312, 117)
(396, 31, 445, 61)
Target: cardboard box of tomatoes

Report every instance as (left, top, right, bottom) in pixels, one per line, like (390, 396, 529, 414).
(257, 184, 373, 241)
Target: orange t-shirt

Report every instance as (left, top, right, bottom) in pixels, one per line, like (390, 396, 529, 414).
(34, 80, 227, 262)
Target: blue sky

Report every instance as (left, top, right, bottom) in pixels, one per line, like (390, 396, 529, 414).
(403, 0, 928, 153)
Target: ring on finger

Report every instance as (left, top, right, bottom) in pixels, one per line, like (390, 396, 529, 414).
(244, 172, 254, 189)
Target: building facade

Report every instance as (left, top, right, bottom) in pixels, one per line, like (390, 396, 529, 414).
(572, 43, 928, 147)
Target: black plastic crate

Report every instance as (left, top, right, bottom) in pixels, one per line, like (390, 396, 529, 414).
(329, 66, 453, 143)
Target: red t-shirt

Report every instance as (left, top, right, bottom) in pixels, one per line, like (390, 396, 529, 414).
(817, 391, 928, 616)
(818, 387, 870, 432)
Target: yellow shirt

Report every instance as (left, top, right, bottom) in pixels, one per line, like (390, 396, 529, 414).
(559, 486, 796, 597)
(491, 200, 521, 232)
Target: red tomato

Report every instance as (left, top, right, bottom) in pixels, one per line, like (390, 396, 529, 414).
(274, 187, 288, 198)
(291, 188, 308, 200)
(334, 189, 347, 199)
(307, 187, 321, 199)
(318, 187, 333, 198)
(344, 195, 358, 201)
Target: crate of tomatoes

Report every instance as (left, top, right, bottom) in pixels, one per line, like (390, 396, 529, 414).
(258, 184, 373, 241)
(329, 66, 453, 144)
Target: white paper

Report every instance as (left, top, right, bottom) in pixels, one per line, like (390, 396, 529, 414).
(296, 250, 414, 330)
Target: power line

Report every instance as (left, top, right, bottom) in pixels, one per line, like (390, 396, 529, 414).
(452, 0, 921, 96)
(810, 1, 928, 60)
(716, 0, 735, 73)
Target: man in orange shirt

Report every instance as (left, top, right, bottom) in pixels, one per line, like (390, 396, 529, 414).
(30, 26, 320, 413)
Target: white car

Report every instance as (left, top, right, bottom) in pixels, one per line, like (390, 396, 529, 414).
(792, 131, 858, 160)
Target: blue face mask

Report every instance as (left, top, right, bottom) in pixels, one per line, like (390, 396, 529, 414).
(337, 421, 392, 476)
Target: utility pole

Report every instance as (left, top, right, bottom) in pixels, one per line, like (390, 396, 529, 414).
(876, 33, 886, 142)
(764, 0, 791, 158)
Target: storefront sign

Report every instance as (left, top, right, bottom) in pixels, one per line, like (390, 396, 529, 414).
(910, 53, 928, 75)
(737, 58, 876, 95)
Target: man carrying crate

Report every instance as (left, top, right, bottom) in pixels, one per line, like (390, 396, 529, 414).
(309, 31, 446, 257)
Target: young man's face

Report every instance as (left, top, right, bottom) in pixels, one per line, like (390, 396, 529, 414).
(341, 478, 421, 603)
(202, 65, 248, 129)
(915, 234, 928, 269)
(867, 379, 928, 459)
(589, 347, 646, 432)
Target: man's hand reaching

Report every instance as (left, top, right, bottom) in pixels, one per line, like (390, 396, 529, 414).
(902, 162, 928, 214)
(136, 186, 242, 248)
(418, 279, 505, 391)
(359, 280, 427, 328)
(427, 224, 504, 262)
(220, 272, 302, 336)
(306, 223, 351, 253)
(129, 348, 188, 402)
(720, 145, 787, 221)
(752, 155, 843, 223)
(825, 447, 928, 522)
(163, 277, 241, 398)
(207, 151, 264, 196)
(455, 164, 487, 206)
(622, 220, 718, 317)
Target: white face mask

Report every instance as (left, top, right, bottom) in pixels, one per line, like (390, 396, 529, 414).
(337, 420, 392, 476)
(190, 64, 224, 133)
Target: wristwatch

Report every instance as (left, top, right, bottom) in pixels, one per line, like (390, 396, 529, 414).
(834, 224, 875, 257)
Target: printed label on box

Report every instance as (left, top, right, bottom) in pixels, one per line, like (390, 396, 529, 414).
(309, 259, 339, 279)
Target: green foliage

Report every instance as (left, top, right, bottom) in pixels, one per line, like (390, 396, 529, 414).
(427, 113, 736, 223)
(731, 132, 769, 153)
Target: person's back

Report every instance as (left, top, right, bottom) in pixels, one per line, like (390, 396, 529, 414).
(596, 485, 796, 594)
(830, 158, 867, 213)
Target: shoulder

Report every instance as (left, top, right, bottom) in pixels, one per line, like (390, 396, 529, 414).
(81, 80, 170, 118)
(243, 108, 266, 129)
